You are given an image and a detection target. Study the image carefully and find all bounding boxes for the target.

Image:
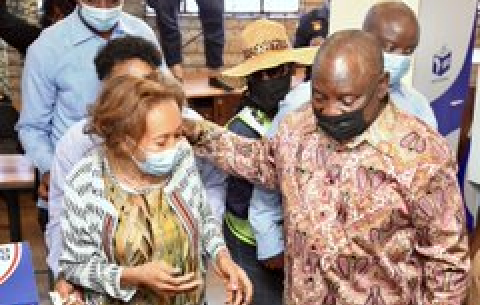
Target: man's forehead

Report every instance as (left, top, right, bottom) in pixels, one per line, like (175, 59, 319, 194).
(314, 54, 374, 92)
(111, 59, 154, 78)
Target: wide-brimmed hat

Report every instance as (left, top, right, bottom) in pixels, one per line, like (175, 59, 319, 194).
(222, 19, 318, 79)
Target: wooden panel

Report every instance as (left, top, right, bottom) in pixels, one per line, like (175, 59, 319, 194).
(0, 155, 35, 189)
(214, 96, 242, 126)
(183, 75, 244, 99)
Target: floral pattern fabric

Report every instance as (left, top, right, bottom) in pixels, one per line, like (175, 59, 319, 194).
(190, 101, 470, 305)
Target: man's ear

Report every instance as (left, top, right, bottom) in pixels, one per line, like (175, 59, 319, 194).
(376, 71, 390, 100)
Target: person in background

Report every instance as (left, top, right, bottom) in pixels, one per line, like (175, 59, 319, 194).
(0, 0, 40, 56)
(363, 1, 437, 129)
(0, 0, 75, 56)
(59, 72, 252, 305)
(16, 0, 160, 238)
(183, 29, 470, 305)
(274, 1, 438, 135)
(294, 0, 329, 81)
(146, 0, 231, 90)
(213, 19, 317, 305)
(48, 36, 163, 299)
(0, 0, 75, 240)
(41, 0, 77, 28)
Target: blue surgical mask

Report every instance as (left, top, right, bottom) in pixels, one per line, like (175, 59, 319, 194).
(80, 2, 123, 32)
(131, 141, 186, 177)
(383, 52, 411, 86)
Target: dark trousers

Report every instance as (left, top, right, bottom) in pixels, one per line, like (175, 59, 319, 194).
(223, 221, 284, 305)
(147, 0, 225, 69)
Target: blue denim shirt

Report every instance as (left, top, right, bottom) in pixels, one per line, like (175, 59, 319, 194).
(16, 8, 159, 208)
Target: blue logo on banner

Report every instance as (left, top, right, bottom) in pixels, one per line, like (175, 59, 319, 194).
(432, 46, 452, 77)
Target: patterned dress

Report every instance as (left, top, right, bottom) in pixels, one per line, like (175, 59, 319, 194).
(102, 167, 202, 305)
(59, 143, 225, 305)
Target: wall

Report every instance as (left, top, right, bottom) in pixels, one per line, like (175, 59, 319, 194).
(5, 0, 323, 110)
(128, 0, 323, 74)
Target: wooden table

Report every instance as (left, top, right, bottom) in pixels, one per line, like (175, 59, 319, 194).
(184, 75, 244, 125)
(0, 155, 35, 242)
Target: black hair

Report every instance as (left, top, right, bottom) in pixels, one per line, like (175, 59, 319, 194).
(41, 0, 76, 28)
(94, 36, 163, 80)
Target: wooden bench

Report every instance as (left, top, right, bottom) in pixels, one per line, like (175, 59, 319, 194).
(0, 155, 35, 242)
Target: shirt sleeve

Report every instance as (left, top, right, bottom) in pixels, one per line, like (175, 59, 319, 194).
(59, 183, 136, 302)
(47, 132, 80, 278)
(197, 158, 227, 223)
(410, 87, 438, 130)
(16, 43, 56, 174)
(249, 186, 284, 260)
(197, 175, 227, 262)
(411, 160, 470, 304)
(136, 20, 167, 69)
(190, 120, 279, 191)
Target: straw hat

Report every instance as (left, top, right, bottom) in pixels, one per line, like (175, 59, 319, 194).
(222, 19, 318, 79)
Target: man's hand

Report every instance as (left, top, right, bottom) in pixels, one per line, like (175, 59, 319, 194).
(121, 261, 202, 296)
(182, 118, 203, 145)
(262, 252, 284, 270)
(55, 279, 83, 305)
(214, 249, 253, 305)
(38, 171, 50, 202)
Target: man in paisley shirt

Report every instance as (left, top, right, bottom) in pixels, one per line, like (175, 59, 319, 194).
(183, 29, 470, 305)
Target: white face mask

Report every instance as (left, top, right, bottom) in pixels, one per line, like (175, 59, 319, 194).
(131, 141, 187, 177)
(383, 52, 411, 86)
(80, 1, 123, 32)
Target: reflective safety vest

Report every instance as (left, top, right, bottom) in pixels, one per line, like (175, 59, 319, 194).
(224, 106, 271, 246)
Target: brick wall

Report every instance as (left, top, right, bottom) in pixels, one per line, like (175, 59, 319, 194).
(139, 0, 323, 74)
(6, 0, 324, 109)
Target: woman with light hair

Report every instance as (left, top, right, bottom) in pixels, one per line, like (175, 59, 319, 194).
(58, 72, 252, 305)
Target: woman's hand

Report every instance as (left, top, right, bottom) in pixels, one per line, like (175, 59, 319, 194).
(214, 249, 253, 305)
(121, 261, 202, 296)
(54, 279, 84, 305)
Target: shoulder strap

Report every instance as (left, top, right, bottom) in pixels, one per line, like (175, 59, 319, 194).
(229, 106, 272, 136)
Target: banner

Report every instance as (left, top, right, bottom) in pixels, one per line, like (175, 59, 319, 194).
(0, 243, 39, 305)
(412, 0, 477, 151)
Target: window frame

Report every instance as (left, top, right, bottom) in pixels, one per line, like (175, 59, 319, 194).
(146, 0, 300, 18)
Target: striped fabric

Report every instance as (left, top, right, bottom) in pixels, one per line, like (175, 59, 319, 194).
(59, 142, 226, 305)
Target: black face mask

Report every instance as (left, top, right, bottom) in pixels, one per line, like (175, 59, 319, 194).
(314, 102, 370, 142)
(247, 74, 291, 116)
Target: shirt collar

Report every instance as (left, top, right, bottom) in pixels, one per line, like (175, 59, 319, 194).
(343, 99, 397, 158)
(70, 6, 131, 46)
